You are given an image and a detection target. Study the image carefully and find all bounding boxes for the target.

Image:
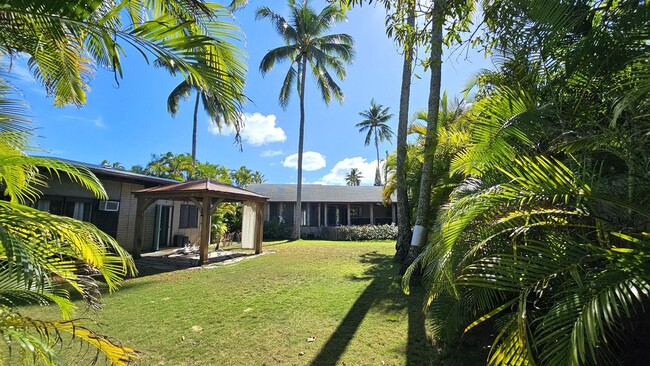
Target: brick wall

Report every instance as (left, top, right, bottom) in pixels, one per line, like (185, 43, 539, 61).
(115, 182, 143, 251)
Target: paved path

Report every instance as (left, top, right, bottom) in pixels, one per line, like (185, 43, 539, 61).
(133, 248, 272, 276)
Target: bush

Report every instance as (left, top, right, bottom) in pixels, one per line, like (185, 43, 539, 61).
(336, 224, 398, 241)
(263, 218, 292, 240)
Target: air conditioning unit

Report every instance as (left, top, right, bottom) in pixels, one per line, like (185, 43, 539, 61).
(99, 200, 120, 212)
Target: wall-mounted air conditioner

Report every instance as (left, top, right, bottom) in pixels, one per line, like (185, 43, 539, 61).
(99, 201, 120, 212)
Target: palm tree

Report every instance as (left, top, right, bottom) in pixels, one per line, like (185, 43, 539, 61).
(0, 79, 137, 364)
(161, 55, 245, 165)
(257, 0, 354, 240)
(404, 1, 650, 362)
(356, 99, 394, 186)
(0, 0, 246, 114)
(100, 160, 125, 170)
(0, 1, 247, 361)
(394, 0, 417, 262)
(407, 0, 445, 260)
(345, 168, 363, 186)
(130, 164, 147, 174)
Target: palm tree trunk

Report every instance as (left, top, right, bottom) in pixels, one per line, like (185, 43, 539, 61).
(293, 57, 308, 240)
(192, 92, 200, 165)
(405, 1, 444, 268)
(375, 132, 382, 186)
(395, 1, 415, 262)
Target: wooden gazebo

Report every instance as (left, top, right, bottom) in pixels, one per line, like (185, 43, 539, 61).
(132, 178, 269, 265)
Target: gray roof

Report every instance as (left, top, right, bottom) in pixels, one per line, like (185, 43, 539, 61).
(247, 184, 395, 203)
(43, 157, 179, 186)
(135, 178, 268, 202)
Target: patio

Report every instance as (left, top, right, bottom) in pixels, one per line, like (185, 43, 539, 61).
(134, 246, 271, 276)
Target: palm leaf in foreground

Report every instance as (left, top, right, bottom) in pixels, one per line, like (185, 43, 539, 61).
(410, 155, 650, 365)
(1, 309, 139, 365)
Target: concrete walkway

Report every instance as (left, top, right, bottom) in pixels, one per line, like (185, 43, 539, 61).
(134, 247, 271, 276)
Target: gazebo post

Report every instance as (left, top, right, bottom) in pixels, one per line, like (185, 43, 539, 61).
(199, 195, 211, 265)
(255, 202, 264, 254)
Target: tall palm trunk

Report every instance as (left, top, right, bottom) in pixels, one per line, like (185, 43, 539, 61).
(293, 57, 308, 240)
(395, 1, 415, 262)
(374, 132, 382, 186)
(405, 0, 444, 267)
(192, 92, 200, 165)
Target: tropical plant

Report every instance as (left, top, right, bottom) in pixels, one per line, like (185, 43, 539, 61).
(0, 79, 137, 364)
(0, 1, 248, 362)
(231, 166, 265, 188)
(393, 0, 417, 262)
(356, 99, 394, 186)
(257, 0, 354, 239)
(130, 164, 147, 174)
(159, 52, 246, 164)
(337, 224, 398, 241)
(383, 92, 469, 241)
(0, 0, 246, 117)
(405, 0, 650, 364)
(193, 161, 232, 183)
(345, 168, 363, 186)
(336, 0, 417, 260)
(100, 160, 125, 170)
(212, 202, 238, 247)
(140, 152, 263, 185)
(336, 0, 477, 262)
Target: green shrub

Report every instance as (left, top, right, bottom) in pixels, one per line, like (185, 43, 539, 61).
(264, 218, 292, 240)
(336, 224, 398, 241)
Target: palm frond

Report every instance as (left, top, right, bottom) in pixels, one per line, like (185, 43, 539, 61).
(1, 310, 139, 365)
(259, 45, 298, 75)
(279, 66, 297, 109)
(166, 80, 193, 116)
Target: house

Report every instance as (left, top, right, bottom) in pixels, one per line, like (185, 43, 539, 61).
(247, 184, 397, 238)
(33, 159, 201, 253)
(32, 159, 268, 262)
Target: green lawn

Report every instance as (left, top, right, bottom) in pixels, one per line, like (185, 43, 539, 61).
(23, 240, 485, 365)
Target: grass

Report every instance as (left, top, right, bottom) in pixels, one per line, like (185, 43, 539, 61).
(22, 240, 487, 365)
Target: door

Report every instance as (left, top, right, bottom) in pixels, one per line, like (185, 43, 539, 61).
(154, 205, 173, 250)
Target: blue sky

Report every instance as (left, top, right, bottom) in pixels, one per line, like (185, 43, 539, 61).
(15, 0, 492, 185)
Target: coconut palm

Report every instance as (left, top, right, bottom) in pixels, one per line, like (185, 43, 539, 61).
(394, 0, 417, 262)
(356, 99, 394, 186)
(0, 0, 246, 116)
(0, 79, 137, 364)
(345, 168, 363, 186)
(0, 1, 246, 362)
(404, 1, 650, 362)
(256, 0, 354, 239)
(382, 92, 470, 222)
(160, 54, 245, 165)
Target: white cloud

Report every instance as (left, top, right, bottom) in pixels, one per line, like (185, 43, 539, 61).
(282, 151, 326, 171)
(261, 149, 283, 158)
(320, 157, 382, 185)
(92, 117, 106, 128)
(208, 112, 286, 146)
(207, 121, 224, 135)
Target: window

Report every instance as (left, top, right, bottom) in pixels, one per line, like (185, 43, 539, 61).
(179, 204, 199, 228)
(301, 204, 309, 226)
(65, 200, 92, 221)
(35, 197, 91, 222)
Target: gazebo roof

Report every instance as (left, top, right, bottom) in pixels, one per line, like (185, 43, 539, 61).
(134, 178, 269, 202)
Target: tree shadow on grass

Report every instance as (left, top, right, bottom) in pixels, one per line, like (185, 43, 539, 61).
(310, 251, 438, 366)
